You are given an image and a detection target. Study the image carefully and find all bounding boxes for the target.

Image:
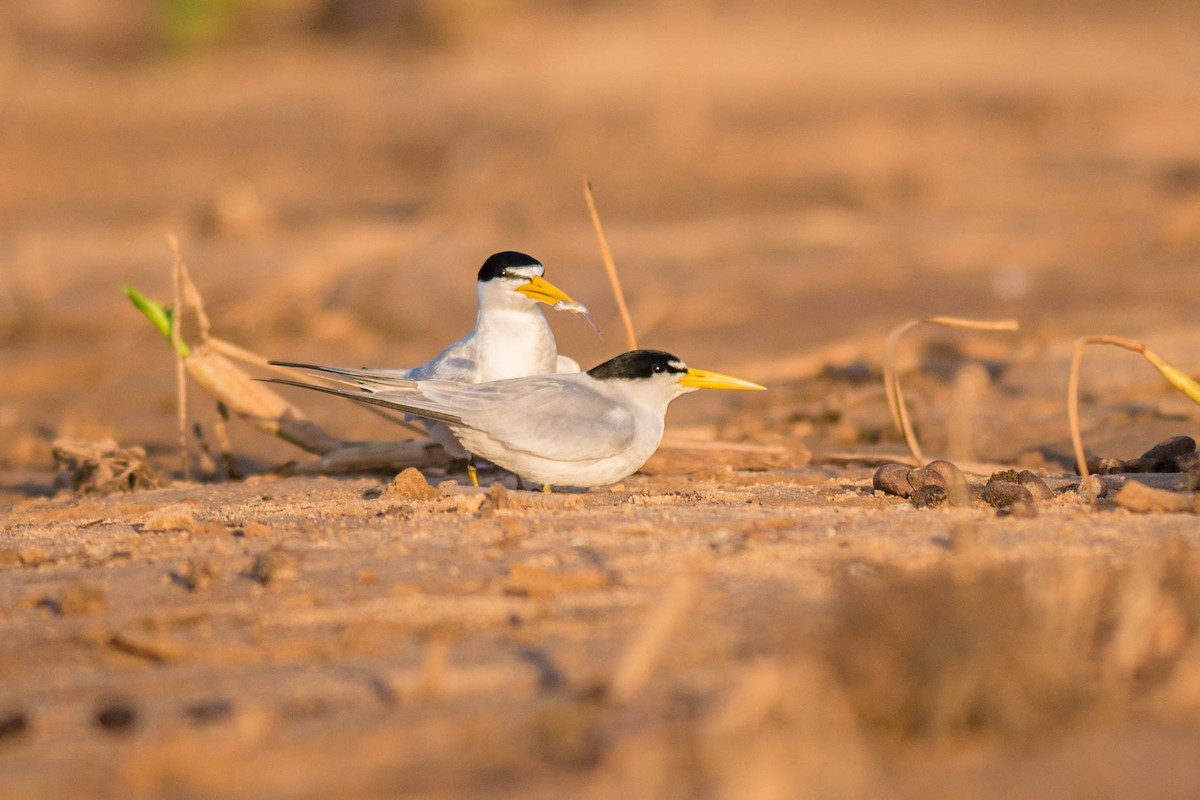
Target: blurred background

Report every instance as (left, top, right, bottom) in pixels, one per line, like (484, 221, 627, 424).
(2, 0, 1199, 470)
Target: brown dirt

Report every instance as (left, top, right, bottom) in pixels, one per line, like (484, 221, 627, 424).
(2, 2, 1200, 797)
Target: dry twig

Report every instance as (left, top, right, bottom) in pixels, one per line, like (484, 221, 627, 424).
(168, 235, 190, 478)
(883, 316, 1019, 463)
(584, 178, 638, 351)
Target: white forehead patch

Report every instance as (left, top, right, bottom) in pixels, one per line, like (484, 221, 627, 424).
(504, 264, 544, 279)
(669, 359, 687, 372)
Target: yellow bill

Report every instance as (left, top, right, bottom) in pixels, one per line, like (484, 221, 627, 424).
(680, 367, 766, 391)
(515, 275, 579, 308)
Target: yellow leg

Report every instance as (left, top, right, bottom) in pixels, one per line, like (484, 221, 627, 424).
(467, 458, 479, 488)
(542, 484, 551, 493)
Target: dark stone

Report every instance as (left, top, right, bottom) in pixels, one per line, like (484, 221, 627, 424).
(872, 463, 913, 497)
(911, 485, 948, 508)
(1141, 435, 1196, 461)
(96, 704, 136, 732)
(1016, 470, 1054, 502)
(982, 480, 1033, 508)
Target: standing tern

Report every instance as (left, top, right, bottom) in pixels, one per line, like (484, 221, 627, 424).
(268, 349, 765, 489)
(370, 250, 586, 383)
(276, 251, 589, 479)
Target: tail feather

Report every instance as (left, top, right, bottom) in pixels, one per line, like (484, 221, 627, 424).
(262, 377, 464, 426)
(268, 361, 417, 392)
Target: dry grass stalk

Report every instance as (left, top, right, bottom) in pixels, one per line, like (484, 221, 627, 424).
(212, 401, 241, 479)
(1069, 335, 1200, 503)
(583, 178, 638, 351)
(607, 560, 705, 704)
(168, 235, 190, 479)
(127, 277, 344, 457)
(883, 316, 1019, 463)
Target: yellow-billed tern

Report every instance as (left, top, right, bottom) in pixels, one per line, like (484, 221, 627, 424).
(375, 250, 586, 382)
(268, 349, 765, 488)
(276, 251, 589, 467)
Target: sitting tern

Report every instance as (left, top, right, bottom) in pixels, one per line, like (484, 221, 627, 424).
(268, 349, 765, 489)
(277, 251, 589, 479)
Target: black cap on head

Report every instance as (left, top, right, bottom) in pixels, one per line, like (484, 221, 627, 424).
(587, 350, 688, 380)
(478, 251, 542, 282)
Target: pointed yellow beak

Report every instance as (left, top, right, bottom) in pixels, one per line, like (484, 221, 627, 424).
(515, 275, 578, 307)
(680, 367, 766, 391)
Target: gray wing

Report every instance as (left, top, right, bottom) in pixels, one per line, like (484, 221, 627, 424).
(403, 335, 481, 382)
(417, 376, 637, 462)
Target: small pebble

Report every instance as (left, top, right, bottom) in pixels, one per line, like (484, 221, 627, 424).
(981, 479, 1033, 509)
(58, 583, 106, 616)
(382, 468, 442, 501)
(0, 711, 28, 740)
(1077, 474, 1105, 499)
(251, 548, 297, 585)
(910, 485, 947, 509)
(1016, 470, 1054, 502)
(907, 466, 946, 491)
(95, 704, 137, 732)
(925, 460, 971, 506)
(872, 463, 913, 498)
(1084, 457, 1123, 475)
(141, 503, 196, 532)
(184, 699, 234, 725)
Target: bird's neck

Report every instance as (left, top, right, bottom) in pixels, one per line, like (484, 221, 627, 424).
(472, 306, 558, 381)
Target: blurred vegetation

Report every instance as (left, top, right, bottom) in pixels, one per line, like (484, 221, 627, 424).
(0, 0, 515, 59)
(159, 0, 249, 53)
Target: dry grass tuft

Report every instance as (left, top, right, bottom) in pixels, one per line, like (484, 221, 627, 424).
(818, 543, 1200, 744)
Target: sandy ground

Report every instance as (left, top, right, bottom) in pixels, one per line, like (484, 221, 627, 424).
(2, 1, 1200, 797)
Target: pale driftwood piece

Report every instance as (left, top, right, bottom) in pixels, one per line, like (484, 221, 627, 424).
(281, 440, 450, 475)
(640, 437, 804, 475)
(208, 335, 427, 435)
(182, 344, 345, 456)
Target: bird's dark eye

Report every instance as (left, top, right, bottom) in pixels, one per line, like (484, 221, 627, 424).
(652, 363, 666, 374)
